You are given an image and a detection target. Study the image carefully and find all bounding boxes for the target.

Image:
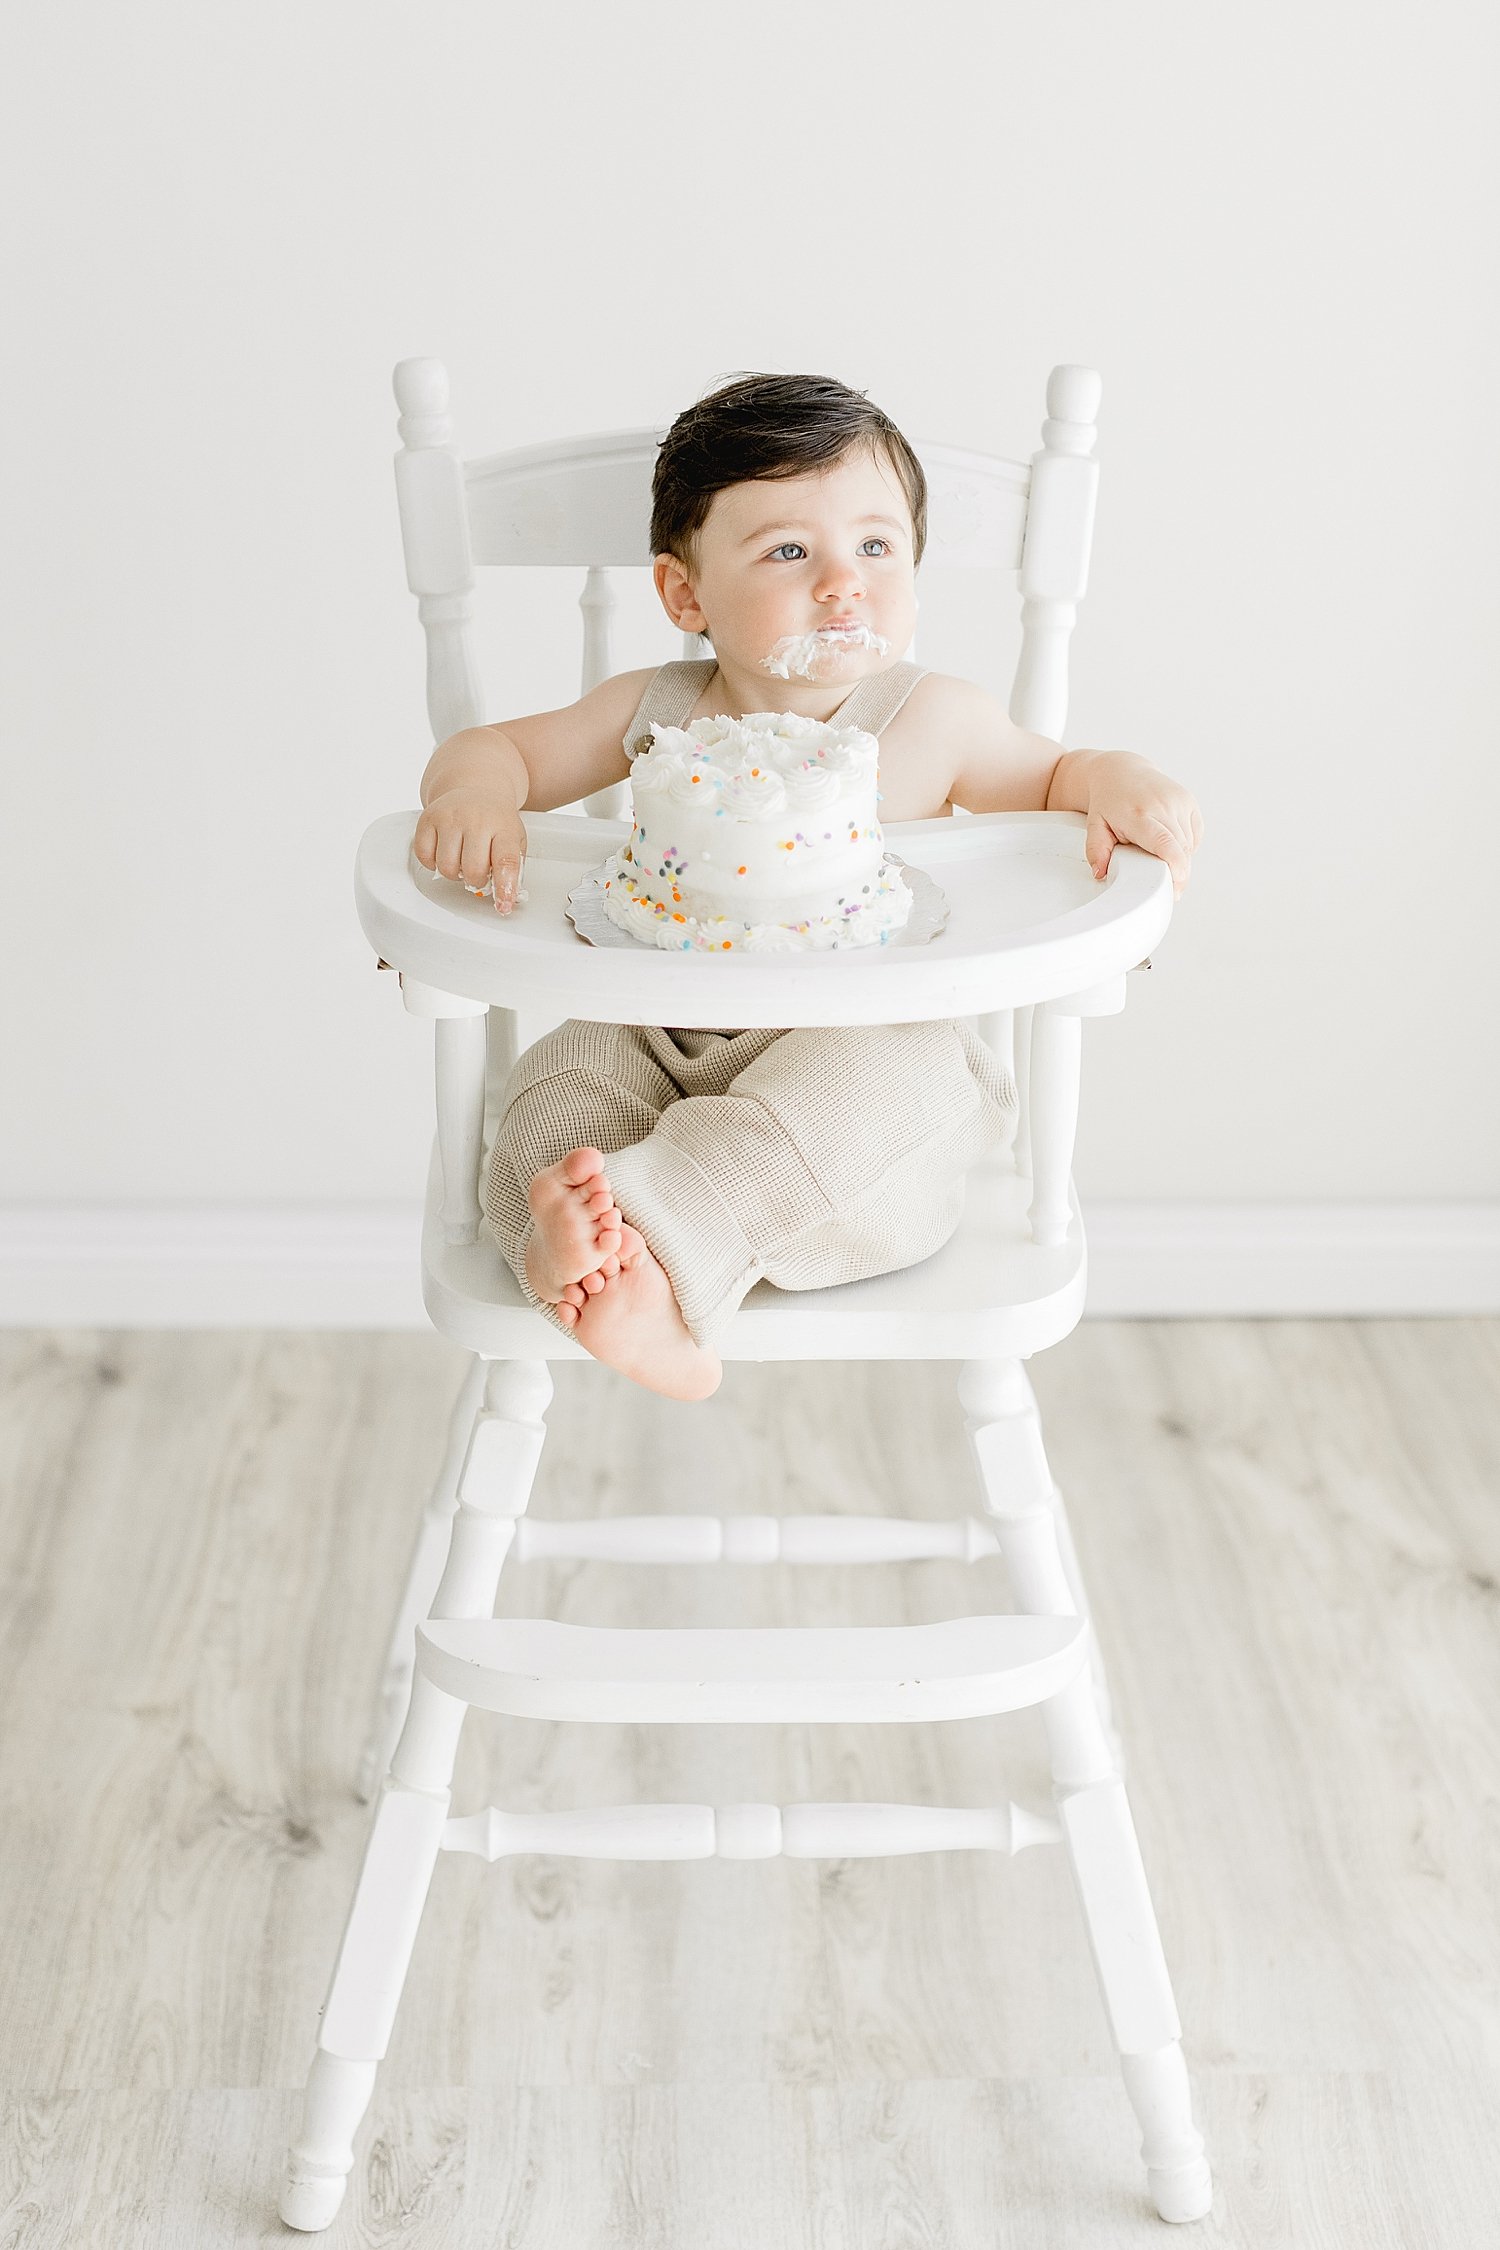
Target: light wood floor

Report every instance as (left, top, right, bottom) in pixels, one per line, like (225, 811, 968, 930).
(2, 1321, 1498, 2247)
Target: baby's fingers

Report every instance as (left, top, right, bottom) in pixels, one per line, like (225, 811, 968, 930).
(1138, 817, 1193, 895)
(459, 828, 500, 893)
(424, 811, 473, 883)
(417, 807, 481, 884)
(412, 808, 441, 872)
(488, 836, 526, 914)
(1103, 813, 1188, 896)
(1085, 810, 1119, 880)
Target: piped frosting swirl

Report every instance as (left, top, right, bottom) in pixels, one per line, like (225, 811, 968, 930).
(604, 708, 910, 953)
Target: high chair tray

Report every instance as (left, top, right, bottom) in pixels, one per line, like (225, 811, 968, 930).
(356, 807, 1173, 1028)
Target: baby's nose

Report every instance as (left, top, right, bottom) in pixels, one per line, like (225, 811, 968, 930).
(814, 564, 865, 599)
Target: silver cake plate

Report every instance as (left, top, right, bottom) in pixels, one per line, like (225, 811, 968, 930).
(565, 854, 949, 951)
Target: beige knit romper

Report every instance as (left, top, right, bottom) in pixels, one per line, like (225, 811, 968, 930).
(482, 658, 1019, 1345)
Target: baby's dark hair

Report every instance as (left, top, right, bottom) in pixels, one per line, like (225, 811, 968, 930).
(650, 372, 927, 568)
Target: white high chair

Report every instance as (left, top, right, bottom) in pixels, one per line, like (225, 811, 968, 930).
(277, 361, 1213, 2228)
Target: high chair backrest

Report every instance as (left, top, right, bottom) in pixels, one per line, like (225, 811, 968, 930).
(392, 359, 1102, 754)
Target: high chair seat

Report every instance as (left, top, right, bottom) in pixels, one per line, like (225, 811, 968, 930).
(422, 1142, 1084, 1361)
(276, 359, 1215, 2234)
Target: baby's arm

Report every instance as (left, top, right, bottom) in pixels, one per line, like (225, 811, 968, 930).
(414, 669, 653, 912)
(936, 677, 1202, 897)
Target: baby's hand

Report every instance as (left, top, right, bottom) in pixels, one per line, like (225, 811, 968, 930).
(413, 788, 528, 914)
(1084, 754, 1202, 899)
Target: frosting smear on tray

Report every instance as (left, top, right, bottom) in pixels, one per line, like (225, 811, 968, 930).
(601, 710, 911, 953)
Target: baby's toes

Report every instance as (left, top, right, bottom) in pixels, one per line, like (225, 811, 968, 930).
(554, 1300, 580, 1328)
(559, 1282, 587, 1310)
(579, 1268, 607, 1296)
(559, 1146, 607, 1189)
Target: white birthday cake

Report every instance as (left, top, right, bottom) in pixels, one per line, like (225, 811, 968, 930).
(600, 710, 912, 952)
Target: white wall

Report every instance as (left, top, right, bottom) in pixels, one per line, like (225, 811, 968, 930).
(3, 4, 1496, 1251)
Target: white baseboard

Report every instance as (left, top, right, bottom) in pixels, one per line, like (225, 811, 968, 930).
(0, 1205, 429, 1329)
(1080, 1203, 1500, 1316)
(0, 1202, 1495, 1327)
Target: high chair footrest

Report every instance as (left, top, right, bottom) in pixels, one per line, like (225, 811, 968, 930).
(414, 1613, 1089, 1725)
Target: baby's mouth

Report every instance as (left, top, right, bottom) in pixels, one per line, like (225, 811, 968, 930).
(761, 623, 891, 680)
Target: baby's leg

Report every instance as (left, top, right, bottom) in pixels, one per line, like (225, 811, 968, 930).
(736, 1020, 1019, 1295)
(484, 1022, 665, 1304)
(601, 1021, 1018, 1345)
(483, 1022, 722, 1400)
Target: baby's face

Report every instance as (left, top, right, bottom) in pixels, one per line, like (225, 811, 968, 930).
(659, 444, 918, 689)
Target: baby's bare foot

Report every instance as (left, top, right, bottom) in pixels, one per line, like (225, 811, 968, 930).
(525, 1146, 624, 1303)
(553, 1253, 621, 1327)
(569, 1224, 722, 1401)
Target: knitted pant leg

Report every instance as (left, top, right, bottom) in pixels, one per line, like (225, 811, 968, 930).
(482, 1020, 680, 1325)
(604, 1020, 1018, 1347)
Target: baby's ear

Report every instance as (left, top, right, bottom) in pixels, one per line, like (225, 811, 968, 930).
(653, 551, 706, 633)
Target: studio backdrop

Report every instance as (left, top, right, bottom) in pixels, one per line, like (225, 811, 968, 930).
(2, 1, 1496, 1322)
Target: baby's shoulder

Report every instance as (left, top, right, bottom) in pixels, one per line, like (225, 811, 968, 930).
(601, 661, 704, 714)
(872, 672, 1009, 818)
(587, 665, 662, 733)
(604, 664, 665, 701)
(904, 669, 1004, 720)
(888, 668, 1008, 751)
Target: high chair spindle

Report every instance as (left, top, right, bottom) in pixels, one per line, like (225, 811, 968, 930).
(394, 360, 488, 742)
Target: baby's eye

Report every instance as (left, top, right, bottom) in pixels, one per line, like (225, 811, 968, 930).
(769, 542, 807, 562)
(859, 538, 891, 556)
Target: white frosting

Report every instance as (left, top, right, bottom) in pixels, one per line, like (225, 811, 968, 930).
(422, 865, 529, 904)
(601, 709, 911, 953)
(761, 623, 891, 680)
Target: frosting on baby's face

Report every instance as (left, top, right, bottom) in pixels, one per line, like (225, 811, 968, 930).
(653, 446, 918, 705)
(760, 623, 892, 680)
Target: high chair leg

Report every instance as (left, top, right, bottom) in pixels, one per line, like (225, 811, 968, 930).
(958, 1358, 1124, 1767)
(282, 1357, 553, 2231)
(281, 1676, 467, 2230)
(1042, 1672, 1212, 2224)
(356, 1352, 486, 1801)
(960, 1356, 1210, 2222)
(1047, 1478, 1123, 1766)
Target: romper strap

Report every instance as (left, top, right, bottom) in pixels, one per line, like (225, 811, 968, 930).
(621, 659, 719, 760)
(830, 659, 928, 738)
(620, 653, 926, 757)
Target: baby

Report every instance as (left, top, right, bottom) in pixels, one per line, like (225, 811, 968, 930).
(414, 373, 1201, 1402)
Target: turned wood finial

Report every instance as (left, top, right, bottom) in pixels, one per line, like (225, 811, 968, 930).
(394, 358, 452, 449)
(1042, 366, 1102, 456)
(391, 356, 485, 735)
(1011, 366, 1103, 738)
